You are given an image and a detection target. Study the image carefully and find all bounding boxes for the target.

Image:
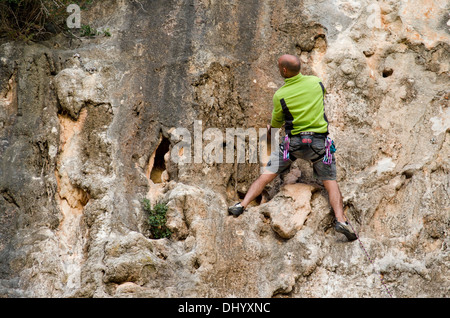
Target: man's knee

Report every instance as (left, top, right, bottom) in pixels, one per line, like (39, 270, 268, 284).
(323, 179, 341, 195)
(259, 172, 278, 184)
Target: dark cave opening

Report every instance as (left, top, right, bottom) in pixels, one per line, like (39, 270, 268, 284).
(150, 136, 171, 183)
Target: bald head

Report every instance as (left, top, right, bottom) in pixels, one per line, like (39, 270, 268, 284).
(277, 54, 301, 78)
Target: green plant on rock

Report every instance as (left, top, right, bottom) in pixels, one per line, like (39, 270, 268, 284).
(80, 24, 96, 37)
(79, 24, 111, 37)
(142, 199, 171, 239)
(0, 0, 95, 42)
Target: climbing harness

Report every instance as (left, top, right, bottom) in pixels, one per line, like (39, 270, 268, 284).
(346, 218, 394, 298)
(323, 136, 336, 165)
(282, 135, 290, 161)
(283, 134, 336, 164)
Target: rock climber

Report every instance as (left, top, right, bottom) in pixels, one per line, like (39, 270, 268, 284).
(228, 54, 357, 241)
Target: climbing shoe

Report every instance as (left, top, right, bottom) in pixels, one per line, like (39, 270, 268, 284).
(228, 202, 244, 217)
(335, 221, 357, 241)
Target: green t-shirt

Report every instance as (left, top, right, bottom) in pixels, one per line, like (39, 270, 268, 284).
(271, 73, 328, 135)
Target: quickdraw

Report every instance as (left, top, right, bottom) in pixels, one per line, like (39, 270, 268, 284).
(283, 135, 290, 161)
(323, 136, 336, 165)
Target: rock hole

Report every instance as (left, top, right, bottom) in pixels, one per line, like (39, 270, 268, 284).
(237, 191, 246, 200)
(382, 68, 394, 78)
(193, 258, 201, 270)
(402, 169, 414, 179)
(149, 135, 170, 183)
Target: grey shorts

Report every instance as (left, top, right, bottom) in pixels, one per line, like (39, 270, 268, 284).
(264, 134, 336, 181)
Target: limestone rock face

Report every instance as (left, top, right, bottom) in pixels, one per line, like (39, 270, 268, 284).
(260, 184, 316, 239)
(0, 0, 448, 297)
